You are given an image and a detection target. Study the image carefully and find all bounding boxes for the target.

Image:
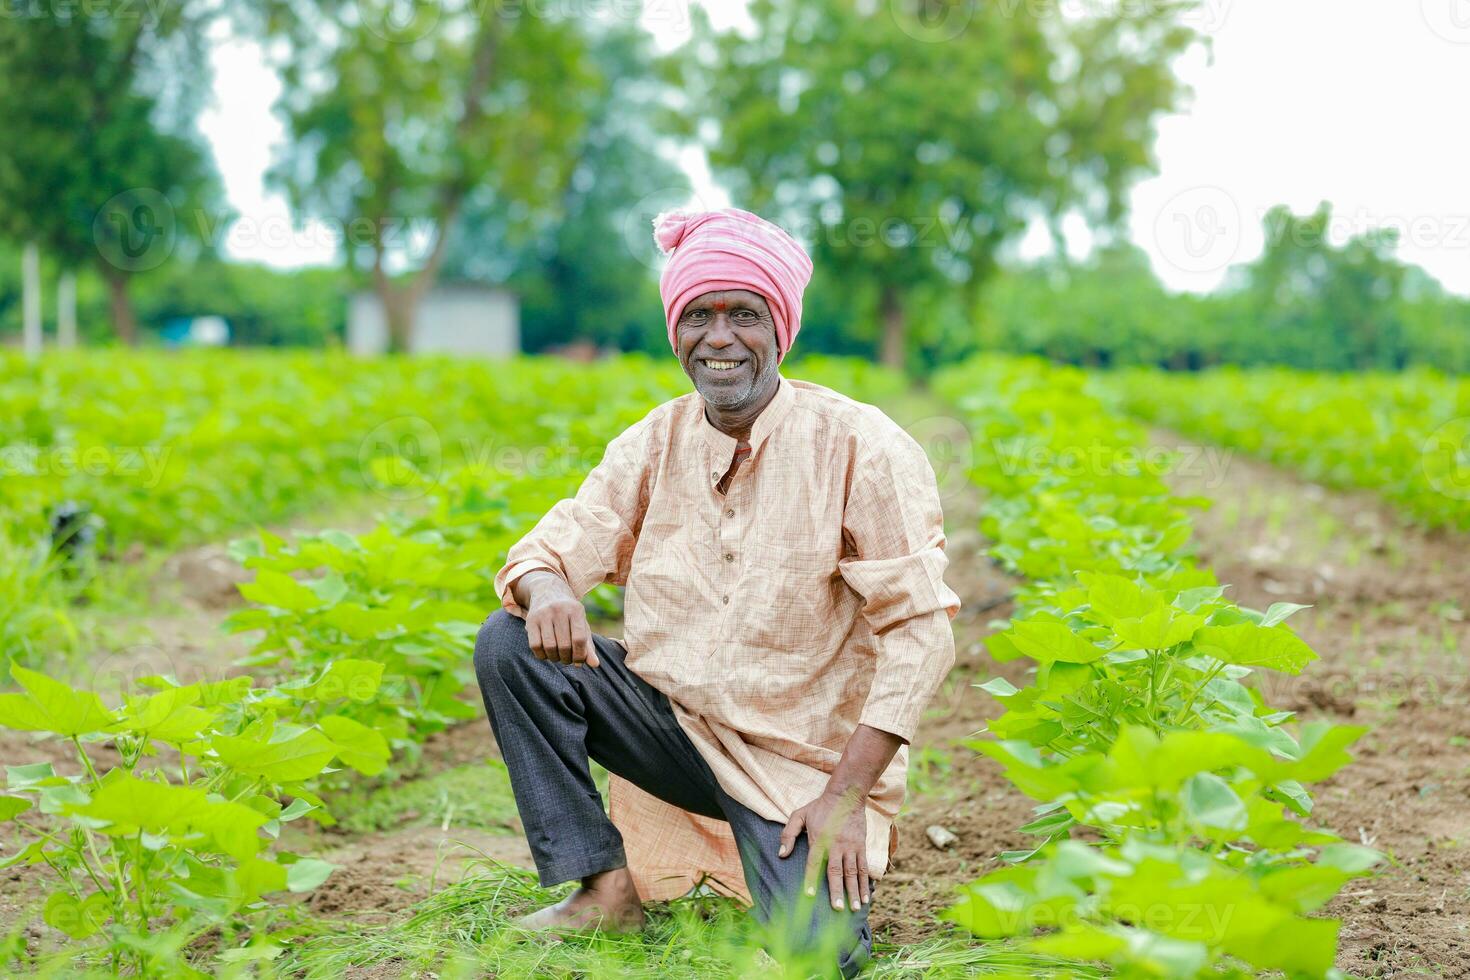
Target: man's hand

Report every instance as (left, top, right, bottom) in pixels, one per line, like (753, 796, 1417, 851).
(779, 789, 869, 912)
(777, 723, 903, 913)
(513, 571, 600, 668)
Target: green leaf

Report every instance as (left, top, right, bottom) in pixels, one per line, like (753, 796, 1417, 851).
(1181, 773, 1248, 831)
(279, 798, 316, 822)
(1082, 573, 1163, 624)
(43, 890, 110, 939)
(1006, 620, 1108, 664)
(229, 857, 289, 905)
(6, 762, 58, 789)
(1317, 843, 1384, 874)
(121, 686, 217, 743)
(319, 603, 402, 639)
(67, 774, 267, 860)
(1173, 585, 1225, 613)
(1112, 608, 1206, 650)
(238, 569, 324, 612)
(293, 659, 385, 703)
(319, 715, 391, 776)
(1191, 622, 1318, 675)
(1259, 602, 1312, 627)
(1017, 810, 1074, 836)
(0, 796, 32, 821)
(977, 676, 1019, 697)
(0, 667, 115, 736)
(1290, 722, 1367, 782)
(212, 729, 338, 783)
(286, 857, 336, 892)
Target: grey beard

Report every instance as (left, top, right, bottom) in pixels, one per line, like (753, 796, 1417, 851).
(695, 359, 777, 411)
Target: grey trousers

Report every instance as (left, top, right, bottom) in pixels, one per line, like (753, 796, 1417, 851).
(474, 609, 874, 976)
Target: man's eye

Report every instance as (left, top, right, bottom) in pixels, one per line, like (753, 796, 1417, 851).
(685, 311, 708, 321)
(733, 310, 756, 320)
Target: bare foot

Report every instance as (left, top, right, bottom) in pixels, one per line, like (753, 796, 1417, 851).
(516, 867, 646, 934)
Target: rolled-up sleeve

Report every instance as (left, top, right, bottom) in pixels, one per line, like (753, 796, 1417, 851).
(838, 429, 960, 742)
(494, 419, 655, 617)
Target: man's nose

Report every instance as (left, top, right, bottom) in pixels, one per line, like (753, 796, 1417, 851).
(704, 314, 737, 347)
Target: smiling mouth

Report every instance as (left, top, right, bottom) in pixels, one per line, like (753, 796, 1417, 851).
(699, 358, 746, 372)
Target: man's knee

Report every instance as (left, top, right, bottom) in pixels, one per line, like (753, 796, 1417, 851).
(474, 609, 532, 689)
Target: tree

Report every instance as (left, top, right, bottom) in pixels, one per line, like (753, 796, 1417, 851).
(440, 26, 688, 354)
(0, 8, 222, 345)
(265, 0, 596, 352)
(1231, 203, 1409, 370)
(672, 0, 1202, 369)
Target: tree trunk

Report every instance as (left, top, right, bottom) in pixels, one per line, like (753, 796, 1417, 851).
(379, 282, 418, 353)
(103, 269, 138, 345)
(58, 271, 77, 348)
(879, 282, 907, 371)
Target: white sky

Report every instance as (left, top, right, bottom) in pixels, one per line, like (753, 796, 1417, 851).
(199, 0, 1470, 295)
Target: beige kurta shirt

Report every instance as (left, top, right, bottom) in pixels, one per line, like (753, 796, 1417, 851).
(494, 376, 960, 897)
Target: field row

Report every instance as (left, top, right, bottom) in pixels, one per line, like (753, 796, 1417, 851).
(933, 355, 1379, 976)
(1101, 365, 1470, 531)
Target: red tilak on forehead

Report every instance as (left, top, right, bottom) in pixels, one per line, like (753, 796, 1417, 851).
(711, 299, 727, 311)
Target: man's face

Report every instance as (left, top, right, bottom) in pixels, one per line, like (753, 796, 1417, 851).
(675, 289, 780, 410)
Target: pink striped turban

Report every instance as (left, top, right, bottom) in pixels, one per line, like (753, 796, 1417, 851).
(653, 208, 813, 362)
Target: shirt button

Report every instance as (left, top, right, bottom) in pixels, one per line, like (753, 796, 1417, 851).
(725, 509, 735, 518)
(722, 595, 730, 605)
(724, 553, 734, 562)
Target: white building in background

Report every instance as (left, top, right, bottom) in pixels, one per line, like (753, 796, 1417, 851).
(347, 284, 519, 356)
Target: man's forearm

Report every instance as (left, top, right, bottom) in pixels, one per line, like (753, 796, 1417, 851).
(509, 569, 575, 613)
(822, 723, 903, 802)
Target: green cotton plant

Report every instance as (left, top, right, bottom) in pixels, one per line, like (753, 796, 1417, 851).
(0, 661, 390, 976)
(947, 835, 1381, 978)
(224, 522, 488, 761)
(222, 458, 592, 762)
(1099, 364, 1470, 531)
(933, 355, 1380, 977)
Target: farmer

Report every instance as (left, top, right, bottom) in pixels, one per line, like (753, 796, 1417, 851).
(474, 207, 959, 975)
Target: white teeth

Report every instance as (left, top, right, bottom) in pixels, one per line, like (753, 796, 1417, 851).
(703, 360, 741, 371)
